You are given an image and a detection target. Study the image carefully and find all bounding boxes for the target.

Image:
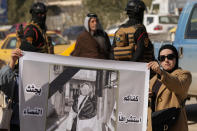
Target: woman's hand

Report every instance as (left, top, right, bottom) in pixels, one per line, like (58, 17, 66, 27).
(147, 61, 162, 75)
(9, 48, 23, 69)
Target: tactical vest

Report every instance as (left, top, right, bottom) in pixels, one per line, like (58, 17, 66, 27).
(113, 26, 138, 60)
(139, 41, 155, 63)
(16, 22, 53, 54)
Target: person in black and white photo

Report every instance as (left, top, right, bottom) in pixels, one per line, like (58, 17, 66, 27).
(66, 82, 98, 131)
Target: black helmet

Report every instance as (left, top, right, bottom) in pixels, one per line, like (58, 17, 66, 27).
(30, 2, 47, 14)
(125, 0, 146, 14)
(125, 0, 146, 23)
(30, 2, 47, 30)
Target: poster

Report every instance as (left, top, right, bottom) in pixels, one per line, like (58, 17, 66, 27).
(19, 52, 149, 131)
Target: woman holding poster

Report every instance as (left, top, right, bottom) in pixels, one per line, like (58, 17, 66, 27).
(148, 44, 192, 131)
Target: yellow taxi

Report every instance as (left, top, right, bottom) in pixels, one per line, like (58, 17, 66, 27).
(0, 29, 8, 42)
(0, 31, 70, 63)
(60, 34, 114, 56)
(47, 31, 70, 54)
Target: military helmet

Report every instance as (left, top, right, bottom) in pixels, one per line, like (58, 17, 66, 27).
(125, 0, 146, 13)
(30, 2, 47, 14)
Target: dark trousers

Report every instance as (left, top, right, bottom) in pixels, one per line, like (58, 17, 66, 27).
(10, 124, 20, 131)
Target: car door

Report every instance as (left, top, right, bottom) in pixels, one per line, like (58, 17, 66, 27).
(175, 3, 197, 96)
(144, 15, 155, 33)
(0, 37, 17, 63)
(48, 33, 70, 55)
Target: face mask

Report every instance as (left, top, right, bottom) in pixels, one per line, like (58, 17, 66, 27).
(32, 13, 46, 28)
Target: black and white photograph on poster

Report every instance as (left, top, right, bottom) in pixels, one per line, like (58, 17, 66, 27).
(19, 52, 149, 131)
(46, 65, 118, 131)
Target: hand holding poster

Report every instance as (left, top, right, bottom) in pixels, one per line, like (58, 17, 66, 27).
(19, 52, 149, 131)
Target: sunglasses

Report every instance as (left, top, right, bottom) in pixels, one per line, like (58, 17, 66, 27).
(158, 54, 175, 62)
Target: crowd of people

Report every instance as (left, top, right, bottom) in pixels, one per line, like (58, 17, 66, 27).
(0, 0, 192, 131)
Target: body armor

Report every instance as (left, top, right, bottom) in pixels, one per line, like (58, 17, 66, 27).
(113, 25, 139, 60)
(16, 22, 53, 54)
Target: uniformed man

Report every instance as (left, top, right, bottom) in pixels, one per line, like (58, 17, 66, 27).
(112, 0, 154, 63)
(10, 2, 53, 131)
(17, 2, 53, 54)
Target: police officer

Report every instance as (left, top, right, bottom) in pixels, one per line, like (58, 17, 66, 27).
(112, 0, 154, 63)
(18, 2, 53, 54)
(10, 3, 53, 131)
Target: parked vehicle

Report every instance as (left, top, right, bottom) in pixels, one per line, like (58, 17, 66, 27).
(62, 26, 85, 40)
(0, 25, 11, 41)
(0, 31, 70, 63)
(143, 14, 178, 34)
(106, 14, 178, 36)
(150, 0, 190, 14)
(47, 31, 70, 54)
(153, 1, 197, 98)
(0, 29, 8, 41)
(105, 19, 128, 34)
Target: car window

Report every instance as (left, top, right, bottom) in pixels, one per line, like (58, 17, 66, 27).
(5, 38, 17, 49)
(8, 25, 16, 33)
(0, 32, 6, 40)
(185, 4, 197, 39)
(49, 34, 69, 45)
(62, 26, 85, 40)
(147, 17, 154, 25)
(159, 16, 178, 24)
